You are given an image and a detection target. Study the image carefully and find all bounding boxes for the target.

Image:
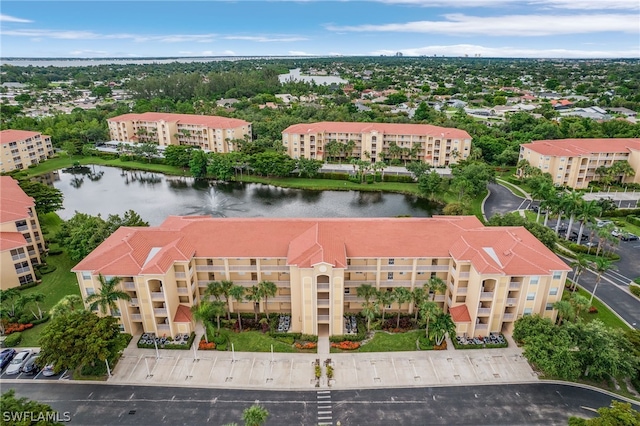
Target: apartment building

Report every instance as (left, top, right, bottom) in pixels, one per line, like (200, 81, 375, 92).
(72, 216, 569, 338)
(0, 177, 45, 290)
(107, 112, 252, 153)
(0, 130, 54, 173)
(281, 122, 472, 166)
(519, 138, 640, 189)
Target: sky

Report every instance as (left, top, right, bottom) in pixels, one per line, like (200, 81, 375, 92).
(0, 0, 639, 59)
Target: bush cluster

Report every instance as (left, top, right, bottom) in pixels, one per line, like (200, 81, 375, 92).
(626, 216, 640, 227)
(3, 332, 22, 347)
(330, 341, 360, 350)
(629, 284, 640, 298)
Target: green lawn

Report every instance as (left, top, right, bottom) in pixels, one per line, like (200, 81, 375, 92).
(563, 286, 631, 330)
(222, 330, 297, 353)
(496, 178, 530, 198)
(356, 330, 422, 352)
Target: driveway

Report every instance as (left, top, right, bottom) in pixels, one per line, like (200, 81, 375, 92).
(484, 183, 530, 220)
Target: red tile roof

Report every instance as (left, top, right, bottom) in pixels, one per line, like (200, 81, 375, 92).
(0, 130, 43, 145)
(0, 232, 27, 252)
(0, 176, 35, 223)
(107, 112, 249, 129)
(174, 304, 193, 323)
(449, 305, 471, 323)
(282, 122, 471, 140)
(72, 216, 569, 277)
(522, 138, 640, 157)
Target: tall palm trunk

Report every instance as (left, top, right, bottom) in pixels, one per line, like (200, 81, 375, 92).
(565, 214, 576, 240)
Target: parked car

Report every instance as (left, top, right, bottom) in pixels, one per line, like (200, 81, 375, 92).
(620, 233, 639, 241)
(596, 220, 613, 228)
(5, 350, 32, 375)
(0, 348, 16, 370)
(21, 354, 39, 375)
(41, 364, 58, 377)
(611, 228, 623, 237)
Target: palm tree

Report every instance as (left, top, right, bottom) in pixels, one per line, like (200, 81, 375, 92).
(207, 280, 234, 319)
(425, 276, 447, 301)
(531, 181, 553, 223)
(563, 191, 583, 240)
(569, 293, 590, 318)
(420, 301, 440, 339)
(412, 287, 427, 322)
(257, 281, 277, 319)
(205, 281, 224, 301)
(361, 301, 379, 332)
(589, 258, 615, 304)
(50, 294, 84, 317)
(0, 288, 20, 319)
(242, 404, 269, 426)
(552, 300, 574, 325)
(229, 285, 245, 331)
(17, 293, 46, 321)
(570, 254, 590, 292)
(191, 301, 213, 343)
(247, 285, 262, 321)
(393, 287, 412, 329)
(210, 301, 227, 331)
(356, 284, 377, 306)
(85, 274, 131, 315)
(377, 290, 395, 322)
(430, 313, 456, 346)
(575, 200, 602, 245)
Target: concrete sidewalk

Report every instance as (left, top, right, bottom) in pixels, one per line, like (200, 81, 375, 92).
(108, 334, 537, 391)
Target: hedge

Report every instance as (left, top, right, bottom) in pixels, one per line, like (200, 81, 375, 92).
(17, 282, 39, 291)
(382, 174, 415, 183)
(561, 242, 620, 260)
(46, 246, 63, 256)
(630, 284, 640, 298)
(626, 216, 640, 227)
(30, 315, 50, 326)
(317, 172, 350, 181)
(4, 332, 22, 347)
(137, 332, 195, 350)
(329, 317, 367, 342)
(606, 208, 640, 218)
(38, 264, 57, 275)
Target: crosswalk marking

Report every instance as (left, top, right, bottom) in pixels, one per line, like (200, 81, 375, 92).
(317, 390, 333, 426)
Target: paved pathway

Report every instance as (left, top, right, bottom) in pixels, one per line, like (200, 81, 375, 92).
(483, 182, 530, 220)
(109, 334, 536, 391)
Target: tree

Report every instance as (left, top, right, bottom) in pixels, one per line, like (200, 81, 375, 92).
(62, 140, 79, 158)
(589, 258, 614, 304)
(425, 276, 447, 301)
(210, 301, 226, 331)
(296, 157, 323, 178)
(393, 287, 412, 329)
(17, 180, 64, 214)
(417, 171, 442, 201)
(242, 404, 269, 426)
(247, 285, 262, 321)
(16, 292, 46, 320)
(257, 280, 277, 319)
(164, 145, 194, 170)
(430, 313, 455, 346)
(562, 191, 583, 240)
(420, 301, 440, 339)
(0, 288, 21, 320)
(569, 293, 590, 318)
(406, 161, 431, 179)
(568, 401, 640, 426)
(361, 301, 379, 332)
(356, 284, 377, 306)
(552, 300, 574, 325)
(189, 149, 209, 178)
(50, 294, 84, 317)
(132, 142, 158, 163)
(191, 301, 214, 343)
(376, 289, 395, 322)
(38, 310, 126, 373)
(569, 254, 590, 292)
(85, 274, 131, 315)
(206, 280, 234, 320)
(412, 287, 427, 322)
(1, 390, 64, 426)
(575, 200, 602, 245)
(229, 285, 246, 331)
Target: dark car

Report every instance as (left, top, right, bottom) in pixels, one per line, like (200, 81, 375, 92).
(620, 233, 639, 241)
(0, 348, 16, 370)
(21, 354, 39, 375)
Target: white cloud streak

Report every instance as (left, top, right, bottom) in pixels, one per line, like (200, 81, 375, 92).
(0, 14, 33, 23)
(327, 13, 640, 36)
(373, 43, 640, 58)
(223, 35, 308, 42)
(376, 0, 639, 9)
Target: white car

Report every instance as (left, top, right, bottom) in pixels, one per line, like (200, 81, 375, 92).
(611, 228, 622, 237)
(5, 350, 32, 375)
(596, 220, 613, 228)
(41, 364, 58, 377)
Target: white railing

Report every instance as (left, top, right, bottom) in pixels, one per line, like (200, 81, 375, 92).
(259, 265, 289, 271)
(129, 298, 139, 306)
(477, 308, 491, 315)
(475, 323, 488, 331)
(177, 287, 188, 295)
(415, 265, 449, 272)
(317, 299, 330, 307)
(434, 294, 446, 302)
(346, 265, 377, 271)
(228, 265, 257, 271)
(503, 313, 515, 321)
(480, 292, 494, 300)
(379, 265, 414, 271)
(131, 314, 142, 321)
(150, 291, 164, 300)
(157, 324, 170, 332)
(343, 295, 364, 302)
(175, 272, 186, 279)
(459, 272, 470, 279)
(317, 283, 330, 291)
(506, 298, 517, 306)
(153, 308, 167, 316)
(124, 281, 135, 290)
(509, 282, 521, 290)
(458, 287, 468, 295)
(195, 265, 225, 272)
(317, 315, 329, 322)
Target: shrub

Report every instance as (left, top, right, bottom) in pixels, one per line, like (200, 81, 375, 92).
(588, 306, 598, 314)
(4, 332, 21, 347)
(330, 341, 360, 350)
(17, 281, 39, 291)
(315, 365, 322, 379)
(38, 264, 57, 274)
(300, 334, 318, 343)
(47, 246, 63, 256)
(294, 341, 317, 350)
(383, 174, 414, 183)
(4, 323, 33, 335)
(31, 315, 50, 326)
(627, 216, 640, 227)
(630, 284, 640, 298)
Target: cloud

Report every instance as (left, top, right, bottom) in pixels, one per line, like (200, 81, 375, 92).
(288, 50, 316, 56)
(69, 49, 109, 56)
(373, 43, 640, 58)
(0, 14, 33, 23)
(326, 13, 639, 36)
(376, 0, 639, 9)
(223, 35, 308, 42)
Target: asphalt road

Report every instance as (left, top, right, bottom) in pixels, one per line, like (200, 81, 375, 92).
(484, 183, 530, 220)
(2, 381, 636, 425)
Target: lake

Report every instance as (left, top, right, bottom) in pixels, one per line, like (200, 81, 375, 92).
(53, 166, 439, 225)
(278, 68, 348, 85)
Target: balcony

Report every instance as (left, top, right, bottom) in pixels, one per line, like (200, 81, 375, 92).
(153, 308, 168, 316)
(346, 265, 377, 271)
(509, 281, 521, 290)
(434, 294, 446, 302)
(477, 308, 491, 316)
(317, 299, 330, 307)
(503, 313, 515, 321)
(16, 225, 29, 232)
(317, 315, 330, 322)
(459, 272, 470, 279)
(175, 272, 186, 279)
(379, 265, 414, 271)
(343, 295, 364, 302)
(458, 287, 468, 295)
(124, 281, 135, 290)
(416, 265, 450, 272)
(177, 287, 188, 295)
(129, 298, 139, 307)
(131, 314, 142, 321)
(157, 324, 170, 332)
(506, 298, 517, 306)
(480, 292, 494, 300)
(228, 265, 257, 272)
(150, 291, 165, 301)
(259, 265, 289, 271)
(475, 323, 488, 331)
(195, 265, 225, 272)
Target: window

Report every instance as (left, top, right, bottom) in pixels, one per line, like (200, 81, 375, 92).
(82, 272, 91, 280)
(86, 288, 95, 296)
(19, 274, 34, 285)
(388, 258, 395, 265)
(530, 276, 539, 285)
(387, 272, 393, 280)
(523, 308, 533, 316)
(344, 288, 350, 294)
(552, 271, 562, 280)
(526, 293, 535, 301)
(549, 287, 558, 296)
(545, 303, 553, 311)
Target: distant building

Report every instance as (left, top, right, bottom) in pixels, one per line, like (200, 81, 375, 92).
(559, 107, 611, 121)
(0, 177, 45, 290)
(282, 121, 472, 166)
(107, 112, 252, 153)
(0, 130, 54, 173)
(519, 138, 640, 188)
(607, 107, 637, 118)
(72, 216, 569, 337)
